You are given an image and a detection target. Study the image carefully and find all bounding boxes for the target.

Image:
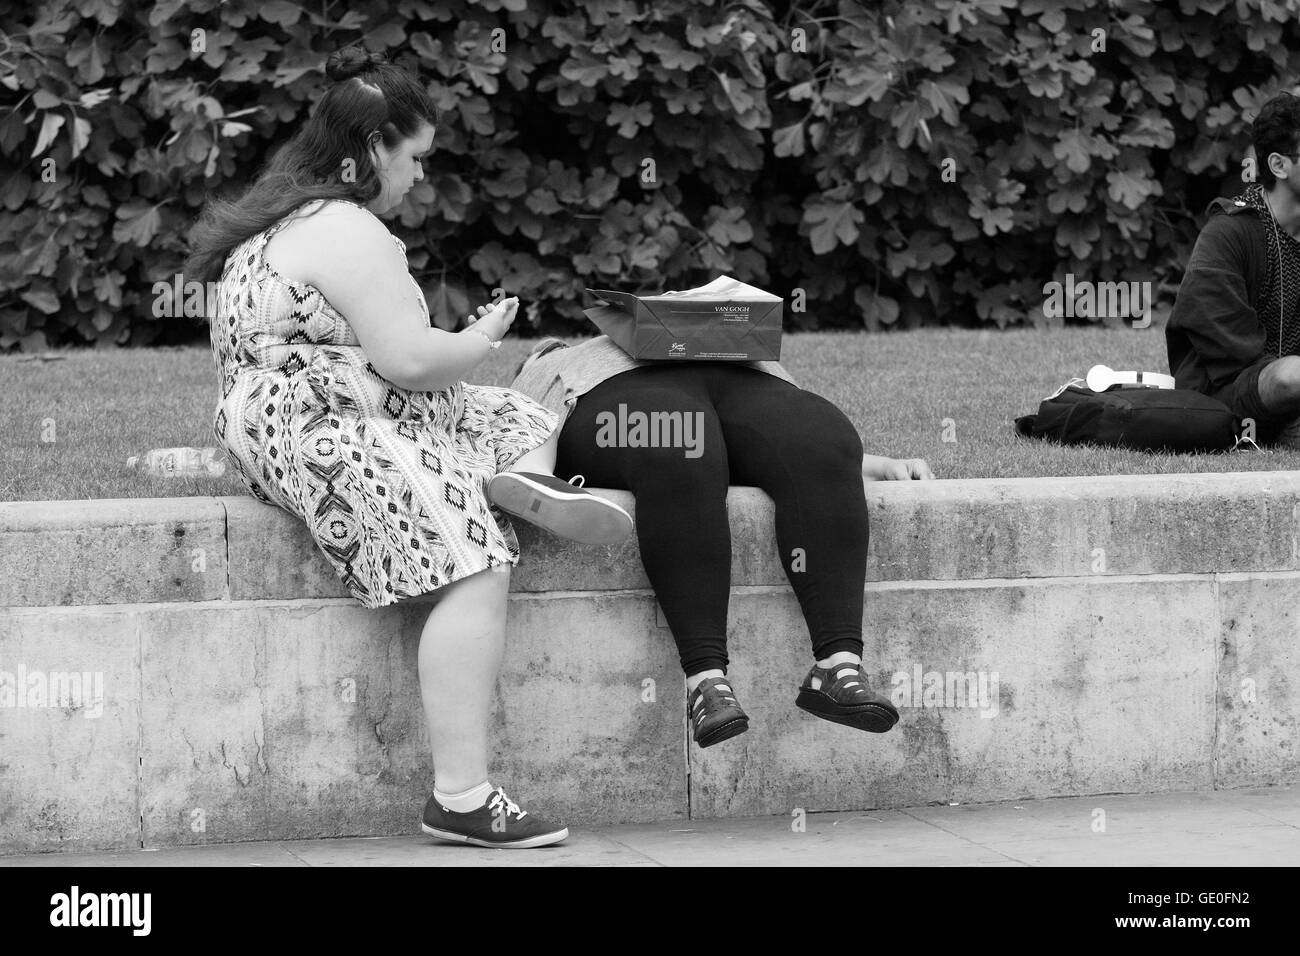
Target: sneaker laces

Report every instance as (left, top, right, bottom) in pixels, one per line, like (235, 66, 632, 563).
(487, 787, 527, 821)
(568, 474, 586, 488)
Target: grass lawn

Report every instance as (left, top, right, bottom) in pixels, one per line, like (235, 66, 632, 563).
(2, 326, 1298, 503)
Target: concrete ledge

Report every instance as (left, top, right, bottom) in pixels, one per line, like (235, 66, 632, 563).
(869, 472, 1300, 581)
(3, 472, 1300, 853)
(8, 471, 1300, 607)
(0, 498, 228, 606)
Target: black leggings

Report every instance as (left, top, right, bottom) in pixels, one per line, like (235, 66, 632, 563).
(556, 364, 868, 676)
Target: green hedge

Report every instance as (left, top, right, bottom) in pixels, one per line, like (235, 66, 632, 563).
(2, 0, 1298, 351)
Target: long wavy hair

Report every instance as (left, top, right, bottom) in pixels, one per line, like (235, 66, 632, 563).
(185, 45, 437, 284)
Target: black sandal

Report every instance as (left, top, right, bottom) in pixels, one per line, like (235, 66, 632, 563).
(796, 662, 899, 733)
(688, 677, 750, 747)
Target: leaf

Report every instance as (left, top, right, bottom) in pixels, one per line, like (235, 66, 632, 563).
(431, 174, 473, 221)
(919, 79, 969, 126)
(716, 72, 756, 118)
(705, 206, 753, 246)
(655, 41, 704, 71)
(0, 110, 25, 152)
(1052, 129, 1091, 174)
(70, 117, 91, 158)
(259, 0, 302, 26)
(93, 273, 123, 308)
(1038, 8, 1067, 33)
(853, 286, 900, 326)
(31, 113, 64, 158)
(525, 189, 561, 216)
(1055, 218, 1100, 259)
(33, 89, 61, 109)
(19, 330, 49, 353)
(457, 96, 495, 135)
(786, 81, 815, 101)
(112, 202, 162, 246)
(559, 52, 609, 86)
(21, 287, 60, 314)
(79, 88, 113, 109)
(366, 20, 408, 48)
(892, 98, 927, 148)
(429, 277, 469, 331)
(837, 64, 892, 105)
(1118, 113, 1175, 149)
(969, 197, 1014, 235)
(773, 121, 805, 157)
(1107, 168, 1154, 209)
(411, 32, 440, 62)
(223, 56, 266, 83)
(608, 102, 653, 138)
(804, 201, 862, 254)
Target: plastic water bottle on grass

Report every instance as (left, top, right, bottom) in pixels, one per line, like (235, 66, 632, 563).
(127, 447, 228, 478)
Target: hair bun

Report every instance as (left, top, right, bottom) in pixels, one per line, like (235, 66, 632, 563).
(326, 45, 385, 82)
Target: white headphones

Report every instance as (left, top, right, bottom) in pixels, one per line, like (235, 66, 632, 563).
(1085, 364, 1175, 392)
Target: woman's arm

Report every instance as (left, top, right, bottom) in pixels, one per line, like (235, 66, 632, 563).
(302, 204, 503, 391)
(862, 454, 936, 481)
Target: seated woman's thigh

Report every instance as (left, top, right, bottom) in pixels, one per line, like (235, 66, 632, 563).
(713, 374, 864, 468)
(556, 369, 728, 488)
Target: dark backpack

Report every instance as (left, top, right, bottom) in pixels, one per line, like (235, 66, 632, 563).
(1014, 384, 1241, 453)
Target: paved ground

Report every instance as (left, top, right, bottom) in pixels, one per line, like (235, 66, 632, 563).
(3, 786, 1297, 866)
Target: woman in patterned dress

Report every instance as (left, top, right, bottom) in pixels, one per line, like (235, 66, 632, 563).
(186, 45, 631, 849)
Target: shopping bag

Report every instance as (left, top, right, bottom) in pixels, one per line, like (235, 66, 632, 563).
(584, 275, 783, 361)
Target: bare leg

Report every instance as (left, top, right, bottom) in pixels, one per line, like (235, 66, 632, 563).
(507, 429, 559, 475)
(491, 427, 632, 546)
(418, 565, 511, 792)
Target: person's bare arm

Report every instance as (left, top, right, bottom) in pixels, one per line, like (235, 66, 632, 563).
(862, 454, 935, 481)
(303, 204, 511, 391)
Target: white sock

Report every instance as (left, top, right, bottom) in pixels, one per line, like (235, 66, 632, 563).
(433, 780, 493, 813)
(812, 653, 862, 690)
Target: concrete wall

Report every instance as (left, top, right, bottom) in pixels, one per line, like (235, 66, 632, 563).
(2, 473, 1298, 853)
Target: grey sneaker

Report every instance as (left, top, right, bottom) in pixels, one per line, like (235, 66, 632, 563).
(488, 472, 633, 545)
(421, 786, 569, 849)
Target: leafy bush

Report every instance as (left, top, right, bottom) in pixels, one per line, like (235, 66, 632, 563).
(2, 0, 1298, 351)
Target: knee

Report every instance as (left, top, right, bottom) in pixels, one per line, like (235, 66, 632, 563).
(1265, 356, 1300, 402)
(791, 405, 864, 474)
(627, 446, 729, 497)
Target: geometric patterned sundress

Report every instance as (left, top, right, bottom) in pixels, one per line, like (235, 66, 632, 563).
(209, 199, 558, 608)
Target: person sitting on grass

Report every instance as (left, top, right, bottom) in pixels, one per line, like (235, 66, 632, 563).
(507, 331, 934, 748)
(186, 45, 632, 850)
(1167, 91, 1300, 446)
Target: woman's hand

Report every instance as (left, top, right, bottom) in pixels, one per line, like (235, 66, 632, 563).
(465, 296, 519, 343)
(862, 454, 936, 481)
